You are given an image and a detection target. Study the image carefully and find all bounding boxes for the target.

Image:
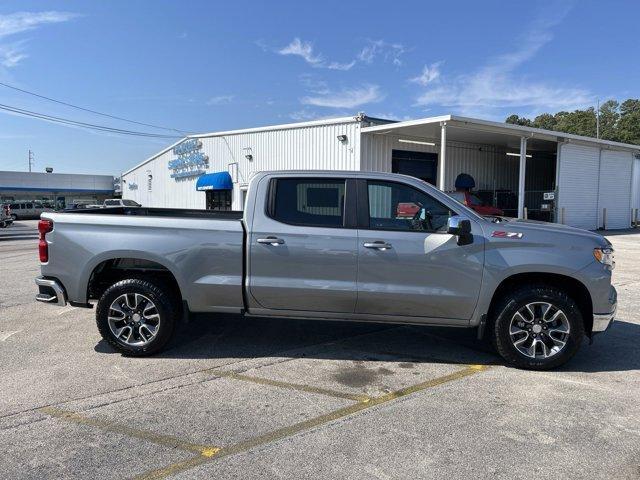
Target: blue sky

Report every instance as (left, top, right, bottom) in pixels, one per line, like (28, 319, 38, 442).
(0, 0, 638, 175)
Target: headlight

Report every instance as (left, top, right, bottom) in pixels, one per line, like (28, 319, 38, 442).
(593, 247, 615, 269)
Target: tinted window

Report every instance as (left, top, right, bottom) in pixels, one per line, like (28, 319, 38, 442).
(448, 192, 466, 203)
(367, 181, 454, 232)
(272, 178, 345, 228)
(121, 200, 140, 207)
(34, 203, 43, 209)
(104, 200, 118, 206)
(26, 203, 33, 209)
(10, 203, 18, 209)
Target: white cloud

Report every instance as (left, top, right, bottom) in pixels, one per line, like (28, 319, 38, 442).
(301, 84, 384, 109)
(0, 42, 27, 67)
(358, 39, 406, 66)
(277, 38, 355, 71)
(0, 11, 79, 69)
(413, 9, 593, 116)
(289, 109, 318, 121)
(409, 62, 443, 86)
(0, 11, 79, 37)
(206, 95, 234, 106)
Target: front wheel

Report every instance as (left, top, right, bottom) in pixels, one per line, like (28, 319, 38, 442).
(96, 278, 177, 356)
(491, 285, 584, 370)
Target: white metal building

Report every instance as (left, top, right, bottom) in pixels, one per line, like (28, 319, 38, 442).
(122, 113, 640, 230)
(0, 170, 115, 209)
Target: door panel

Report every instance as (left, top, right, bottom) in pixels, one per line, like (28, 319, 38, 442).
(356, 180, 484, 320)
(249, 177, 358, 313)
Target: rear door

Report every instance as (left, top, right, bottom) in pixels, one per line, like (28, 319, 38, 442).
(356, 179, 484, 320)
(248, 176, 358, 313)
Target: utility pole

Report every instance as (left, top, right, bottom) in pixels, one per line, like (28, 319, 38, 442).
(596, 99, 600, 139)
(28, 149, 34, 172)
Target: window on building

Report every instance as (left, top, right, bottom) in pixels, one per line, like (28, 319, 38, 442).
(367, 180, 454, 232)
(206, 190, 232, 211)
(270, 178, 345, 228)
(391, 150, 438, 185)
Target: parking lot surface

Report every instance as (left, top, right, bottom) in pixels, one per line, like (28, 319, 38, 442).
(1, 220, 639, 479)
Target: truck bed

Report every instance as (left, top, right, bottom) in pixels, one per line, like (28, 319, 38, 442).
(63, 206, 244, 220)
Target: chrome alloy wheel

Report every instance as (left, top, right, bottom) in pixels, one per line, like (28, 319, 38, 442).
(107, 293, 161, 346)
(509, 302, 570, 359)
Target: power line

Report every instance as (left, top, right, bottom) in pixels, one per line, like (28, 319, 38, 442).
(0, 81, 189, 135)
(0, 102, 184, 139)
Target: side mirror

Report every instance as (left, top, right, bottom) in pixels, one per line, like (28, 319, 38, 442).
(447, 216, 473, 246)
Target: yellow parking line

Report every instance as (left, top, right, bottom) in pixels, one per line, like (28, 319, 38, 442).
(210, 370, 371, 403)
(134, 364, 489, 480)
(38, 406, 220, 457)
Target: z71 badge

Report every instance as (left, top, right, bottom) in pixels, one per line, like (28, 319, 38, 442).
(492, 231, 524, 239)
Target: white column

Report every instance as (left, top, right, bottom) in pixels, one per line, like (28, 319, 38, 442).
(438, 122, 447, 190)
(518, 136, 527, 219)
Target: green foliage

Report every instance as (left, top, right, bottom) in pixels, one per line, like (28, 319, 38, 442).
(505, 99, 640, 145)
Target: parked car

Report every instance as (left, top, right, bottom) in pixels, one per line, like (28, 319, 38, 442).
(448, 190, 504, 216)
(104, 199, 141, 207)
(0, 204, 13, 227)
(7, 201, 49, 220)
(35, 171, 616, 370)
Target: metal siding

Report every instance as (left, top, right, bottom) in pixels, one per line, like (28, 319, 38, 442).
(598, 150, 633, 229)
(360, 134, 518, 191)
(122, 120, 360, 210)
(633, 158, 640, 210)
(557, 144, 600, 230)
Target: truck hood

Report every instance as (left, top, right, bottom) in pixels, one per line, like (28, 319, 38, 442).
(486, 217, 610, 246)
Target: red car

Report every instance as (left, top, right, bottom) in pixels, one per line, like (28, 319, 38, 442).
(448, 191, 504, 216)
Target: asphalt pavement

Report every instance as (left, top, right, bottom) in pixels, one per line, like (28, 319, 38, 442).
(0, 225, 638, 479)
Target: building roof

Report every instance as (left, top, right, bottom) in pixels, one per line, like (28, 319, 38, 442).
(122, 114, 384, 176)
(362, 114, 640, 152)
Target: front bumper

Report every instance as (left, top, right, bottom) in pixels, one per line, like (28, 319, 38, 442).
(592, 286, 617, 333)
(35, 276, 67, 306)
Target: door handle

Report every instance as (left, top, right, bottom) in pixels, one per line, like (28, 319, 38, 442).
(363, 241, 392, 250)
(257, 236, 285, 246)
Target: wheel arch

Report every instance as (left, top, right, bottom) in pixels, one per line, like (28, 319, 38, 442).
(86, 254, 185, 311)
(487, 272, 594, 335)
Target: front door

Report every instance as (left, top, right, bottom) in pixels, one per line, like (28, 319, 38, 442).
(356, 179, 484, 320)
(248, 177, 358, 313)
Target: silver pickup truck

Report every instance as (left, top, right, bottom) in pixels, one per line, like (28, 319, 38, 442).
(35, 171, 617, 370)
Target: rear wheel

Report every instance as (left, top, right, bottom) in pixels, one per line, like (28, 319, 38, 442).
(96, 278, 177, 356)
(491, 285, 584, 370)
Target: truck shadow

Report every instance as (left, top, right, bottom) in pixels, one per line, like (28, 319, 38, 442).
(95, 314, 640, 373)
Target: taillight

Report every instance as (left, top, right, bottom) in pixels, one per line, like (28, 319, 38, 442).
(38, 219, 53, 263)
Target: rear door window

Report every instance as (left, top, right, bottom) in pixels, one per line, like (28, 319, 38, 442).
(270, 178, 346, 228)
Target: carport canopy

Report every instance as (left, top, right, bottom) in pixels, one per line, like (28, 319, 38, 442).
(361, 115, 606, 218)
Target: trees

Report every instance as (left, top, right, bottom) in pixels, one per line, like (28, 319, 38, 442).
(505, 99, 640, 145)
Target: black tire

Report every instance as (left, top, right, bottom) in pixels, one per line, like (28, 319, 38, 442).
(490, 284, 584, 370)
(96, 278, 177, 356)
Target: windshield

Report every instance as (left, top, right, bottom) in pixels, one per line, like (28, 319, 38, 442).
(121, 200, 140, 206)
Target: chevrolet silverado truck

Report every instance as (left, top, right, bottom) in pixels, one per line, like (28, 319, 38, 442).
(35, 171, 617, 370)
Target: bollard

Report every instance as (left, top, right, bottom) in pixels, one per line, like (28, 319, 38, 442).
(602, 208, 607, 230)
(560, 207, 565, 225)
(523, 207, 528, 220)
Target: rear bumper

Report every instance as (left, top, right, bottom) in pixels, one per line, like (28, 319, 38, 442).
(592, 286, 617, 333)
(35, 277, 67, 306)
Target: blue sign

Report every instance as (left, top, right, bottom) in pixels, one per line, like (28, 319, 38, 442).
(169, 138, 208, 180)
(170, 169, 206, 179)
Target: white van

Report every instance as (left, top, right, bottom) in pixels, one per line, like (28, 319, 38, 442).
(8, 201, 48, 220)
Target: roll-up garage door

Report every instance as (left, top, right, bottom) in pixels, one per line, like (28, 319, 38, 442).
(557, 144, 600, 230)
(598, 150, 633, 229)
